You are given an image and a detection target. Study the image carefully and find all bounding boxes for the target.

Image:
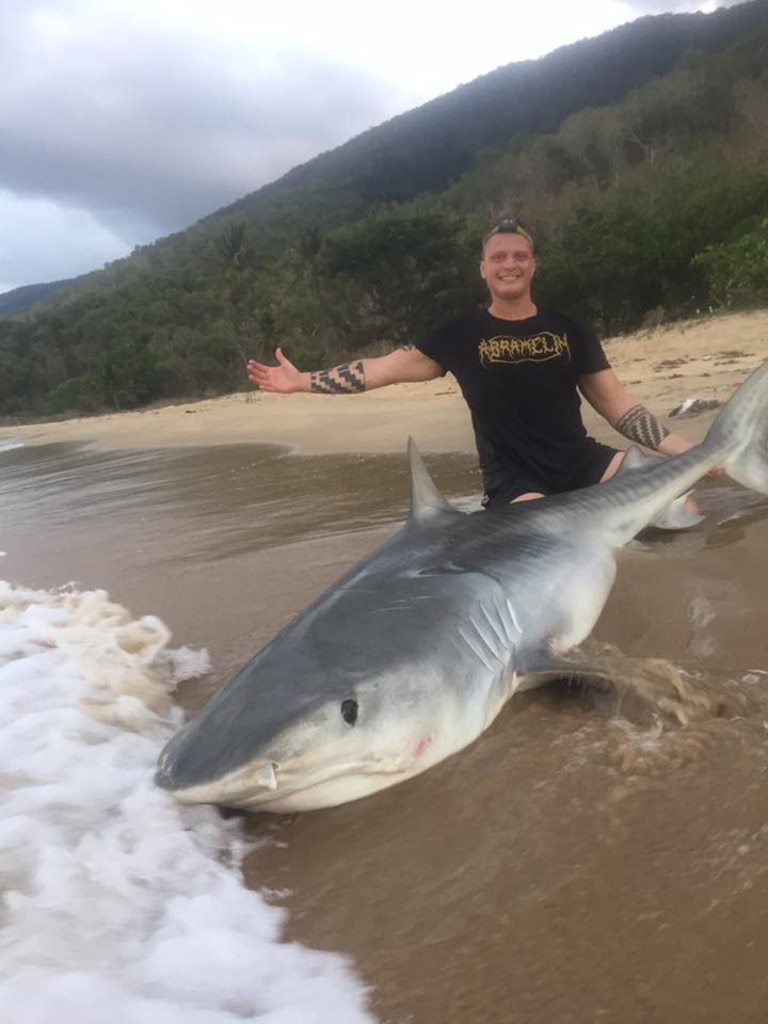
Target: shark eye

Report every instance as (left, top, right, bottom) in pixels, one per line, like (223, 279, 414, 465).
(341, 699, 358, 725)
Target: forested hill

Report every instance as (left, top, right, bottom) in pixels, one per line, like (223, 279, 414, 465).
(0, 279, 76, 317)
(2, 0, 768, 419)
(217, 0, 767, 224)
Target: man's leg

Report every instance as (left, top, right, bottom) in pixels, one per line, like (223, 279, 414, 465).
(599, 450, 626, 482)
(483, 476, 548, 509)
(512, 491, 547, 502)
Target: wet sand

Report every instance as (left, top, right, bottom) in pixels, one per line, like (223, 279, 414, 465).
(6, 457, 765, 1023)
(243, 486, 768, 1024)
(3, 309, 768, 1022)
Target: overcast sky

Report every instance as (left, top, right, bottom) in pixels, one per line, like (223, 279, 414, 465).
(0, 0, 739, 293)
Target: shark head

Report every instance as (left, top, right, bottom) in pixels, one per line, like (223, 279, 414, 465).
(155, 647, 446, 812)
(155, 439, 524, 813)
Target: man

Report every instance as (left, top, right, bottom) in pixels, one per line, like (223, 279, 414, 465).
(247, 214, 697, 506)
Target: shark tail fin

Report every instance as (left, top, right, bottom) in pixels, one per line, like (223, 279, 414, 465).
(705, 360, 768, 495)
(407, 437, 457, 524)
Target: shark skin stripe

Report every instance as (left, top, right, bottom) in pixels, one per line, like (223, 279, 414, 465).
(155, 359, 768, 813)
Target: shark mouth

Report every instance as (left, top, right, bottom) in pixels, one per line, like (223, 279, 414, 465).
(162, 754, 411, 813)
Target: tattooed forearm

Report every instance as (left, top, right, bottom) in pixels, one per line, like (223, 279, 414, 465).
(310, 361, 366, 395)
(616, 404, 671, 450)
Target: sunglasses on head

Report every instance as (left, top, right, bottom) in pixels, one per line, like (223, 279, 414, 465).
(483, 217, 534, 248)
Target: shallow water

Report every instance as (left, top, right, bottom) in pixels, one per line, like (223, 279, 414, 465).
(2, 440, 768, 1022)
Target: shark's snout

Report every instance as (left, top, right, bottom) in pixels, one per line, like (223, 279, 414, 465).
(156, 751, 281, 807)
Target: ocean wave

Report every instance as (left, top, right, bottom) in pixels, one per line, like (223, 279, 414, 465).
(0, 581, 374, 1023)
(0, 437, 25, 452)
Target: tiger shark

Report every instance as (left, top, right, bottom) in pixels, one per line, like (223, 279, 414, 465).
(156, 360, 768, 812)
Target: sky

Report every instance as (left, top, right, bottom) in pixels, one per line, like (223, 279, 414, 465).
(0, 0, 740, 294)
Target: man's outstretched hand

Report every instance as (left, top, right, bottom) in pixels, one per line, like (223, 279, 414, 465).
(247, 347, 307, 393)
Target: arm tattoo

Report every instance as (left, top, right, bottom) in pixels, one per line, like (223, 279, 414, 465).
(310, 361, 366, 395)
(616, 404, 671, 450)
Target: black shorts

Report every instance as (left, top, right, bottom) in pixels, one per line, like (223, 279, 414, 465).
(482, 440, 620, 509)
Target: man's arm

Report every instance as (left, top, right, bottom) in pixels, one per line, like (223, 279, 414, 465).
(247, 346, 444, 394)
(578, 368, 692, 455)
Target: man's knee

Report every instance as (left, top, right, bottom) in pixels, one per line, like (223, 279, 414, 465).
(600, 450, 626, 483)
(511, 491, 547, 503)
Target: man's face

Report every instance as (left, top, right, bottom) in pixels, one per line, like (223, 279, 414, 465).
(480, 232, 536, 302)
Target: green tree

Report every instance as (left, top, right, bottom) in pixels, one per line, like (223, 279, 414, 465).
(321, 208, 478, 343)
(693, 217, 768, 309)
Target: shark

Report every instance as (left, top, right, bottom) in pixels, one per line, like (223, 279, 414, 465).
(156, 359, 768, 812)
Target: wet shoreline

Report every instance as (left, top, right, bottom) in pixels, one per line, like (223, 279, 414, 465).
(3, 441, 768, 1022)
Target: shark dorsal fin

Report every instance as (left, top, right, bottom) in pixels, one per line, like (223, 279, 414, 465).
(407, 437, 456, 523)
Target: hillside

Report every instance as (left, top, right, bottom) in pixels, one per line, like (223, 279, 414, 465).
(217, 0, 768, 229)
(1, 0, 767, 420)
(0, 279, 77, 317)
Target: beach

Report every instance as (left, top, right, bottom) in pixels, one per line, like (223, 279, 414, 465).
(4, 310, 768, 455)
(3, 308, 768, 1023)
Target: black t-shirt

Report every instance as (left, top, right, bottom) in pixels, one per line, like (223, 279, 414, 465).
(416, 308, 611, 495)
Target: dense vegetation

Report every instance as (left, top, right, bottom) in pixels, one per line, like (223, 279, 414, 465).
(2, 2, 767, 419)
(0, 279, 75, 317)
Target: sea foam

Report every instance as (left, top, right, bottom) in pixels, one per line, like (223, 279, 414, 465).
(0, 437, 25, 452)
(0, 581, 374, 1023)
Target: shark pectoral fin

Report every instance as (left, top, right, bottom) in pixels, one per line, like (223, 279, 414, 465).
(650, 491, 704, 530)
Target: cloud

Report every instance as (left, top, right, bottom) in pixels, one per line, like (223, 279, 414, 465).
(0, 1, 419, 290)
(0, 0, 738, 291)
(0, 190, 130, 293)
(0, 3, 414, 234)
(623, 0, 735, 12)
